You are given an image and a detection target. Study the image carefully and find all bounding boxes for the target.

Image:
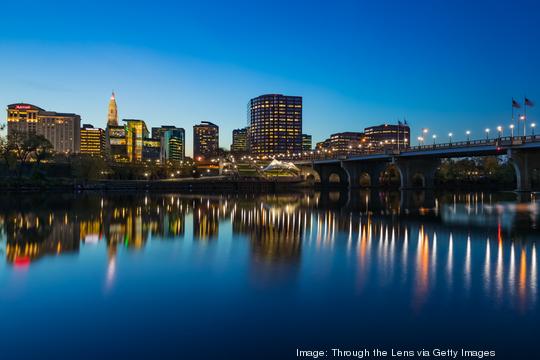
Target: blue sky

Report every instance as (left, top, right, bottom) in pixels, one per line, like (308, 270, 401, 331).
(1, 0, 539, 155)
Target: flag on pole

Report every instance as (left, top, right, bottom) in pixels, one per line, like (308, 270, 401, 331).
(512, 98, 521, 108)
(525, 98, 534, 107)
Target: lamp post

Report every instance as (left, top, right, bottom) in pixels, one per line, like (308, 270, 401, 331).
(485, 128, 490, 140)
(532, 123, 536, 136)
(497, 126, 503, 138)
(466, 130, 471, 142)
(510, 124, 515, 138)
(417, 136, 424, 146)
(448, 132, 453, 144)
(432, 134, 437, 145)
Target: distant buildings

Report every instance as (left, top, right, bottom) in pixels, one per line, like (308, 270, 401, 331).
(6, 103, 81, 154)
(248, 94, 302, 156)
(302, 134, 312, 151)
(80, 124, 105, 156)
(231, 127, 249, 155)
(317, 132, 365, 155)
(193, 121, 219, 161)
(364, 123, 410, 149)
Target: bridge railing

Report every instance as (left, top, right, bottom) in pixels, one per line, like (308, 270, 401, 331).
(284, 135, 540, 162)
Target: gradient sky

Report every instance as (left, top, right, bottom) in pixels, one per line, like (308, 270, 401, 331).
(1, 0, 539, 155)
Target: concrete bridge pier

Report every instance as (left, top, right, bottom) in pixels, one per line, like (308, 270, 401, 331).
(313, 163, 349, 188)
(394, 158, 441, 189)
(341, 161, 389, 188)
(507, 149, 540, 192)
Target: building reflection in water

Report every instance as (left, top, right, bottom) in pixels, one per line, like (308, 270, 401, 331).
(0, 190, 537, 311)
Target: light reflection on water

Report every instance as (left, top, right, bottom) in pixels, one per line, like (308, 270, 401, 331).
(0, 191, 538, 359)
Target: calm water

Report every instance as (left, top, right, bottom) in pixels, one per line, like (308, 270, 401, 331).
(0, 191, 538, 359)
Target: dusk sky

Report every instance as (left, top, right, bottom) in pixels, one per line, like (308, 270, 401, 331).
(1, 0, 539, 155)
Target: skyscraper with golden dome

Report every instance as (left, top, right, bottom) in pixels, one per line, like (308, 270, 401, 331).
(107, 91, 118, 126)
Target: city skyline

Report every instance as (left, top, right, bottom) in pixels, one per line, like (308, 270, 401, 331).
(1, 0, 539, 157)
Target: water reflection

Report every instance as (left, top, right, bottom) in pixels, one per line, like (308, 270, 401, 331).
(0, 190, 538, 312)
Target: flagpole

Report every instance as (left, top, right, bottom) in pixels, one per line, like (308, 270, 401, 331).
(512, 100, 515, 137)
(524, 96, 527, 137)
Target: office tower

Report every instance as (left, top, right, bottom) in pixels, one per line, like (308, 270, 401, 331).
(231, 127, 249, 155)
(302, 134, 312, 151)
(80, 124, 105, 156)
(364, 123, 410, 149)
(248, 94, 302, 156)
(193, 121, 219, 161)
(160, 128, 185, 162)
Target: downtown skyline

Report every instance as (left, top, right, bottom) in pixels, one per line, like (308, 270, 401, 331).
(1, 0, 540, 156)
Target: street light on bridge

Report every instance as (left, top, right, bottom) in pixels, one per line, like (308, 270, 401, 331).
(532, 123, 536, 136)
(448, 132, 453, 144)
(466, 130, 471, 142)
(417, 136, 424, 146)
(497, 126, 503, 137)
(485, 128, 490, 140)
(432, 134, 437, 145)
(510, 124, 515, 138)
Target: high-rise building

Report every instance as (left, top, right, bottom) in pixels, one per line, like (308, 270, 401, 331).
(107, 92, 118, 126)
(231, 127, 249, 155)
(152, 126, 185, 162)
(193, 121, 219, 161)
(80, 124, 105, 156)
(364, 123, 410, 150)
(124, 119, 149, 162)
(302, 134, 312, 151)
(248, 94, 302, 156)
(7, 103, 81, 154)
(160, 128, 185, 162)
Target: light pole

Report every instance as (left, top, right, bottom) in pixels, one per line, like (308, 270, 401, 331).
(466, 130, 471, 142)
(432, 134, 437, 145)
(448, 132, 453, 144)
(497, 126, 503, 138)
(510, 124, 515, 138)
(532, 123, 536, 136)
(485, 128, 490, 140)
(417, 136, 424, 146)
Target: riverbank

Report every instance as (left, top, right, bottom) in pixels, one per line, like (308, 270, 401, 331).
(0, 177, 312, 193)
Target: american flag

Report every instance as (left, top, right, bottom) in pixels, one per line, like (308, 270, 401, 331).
(512, 98, 521, 108)
(525, 98, 534, 107)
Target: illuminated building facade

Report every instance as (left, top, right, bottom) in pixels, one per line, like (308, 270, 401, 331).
(80, 124, 105, 156)
(193, 121, 219, 161)
(302, 134, 312, 151)
(143, 138, 161, 161)
(248, 94, 302, 156)
(107, 125, 127, 161)
(107, 92, 118, 126)
(124, 119, 149, 162)
(364, 123, 410, 149)
(231, 127, 249, 155)
(317, 132, 365, 155)
(6, 103, 81, 154)
(160, 128, 185, 162)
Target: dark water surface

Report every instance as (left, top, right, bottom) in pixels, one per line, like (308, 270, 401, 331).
(0, 191, 538, 359)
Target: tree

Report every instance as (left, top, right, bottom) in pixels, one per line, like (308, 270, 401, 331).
(71, 155, 110, 181)
(29, 135, 53, 165)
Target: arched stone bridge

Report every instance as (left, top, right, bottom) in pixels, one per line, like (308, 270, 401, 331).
(294, 136, 540, 191)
